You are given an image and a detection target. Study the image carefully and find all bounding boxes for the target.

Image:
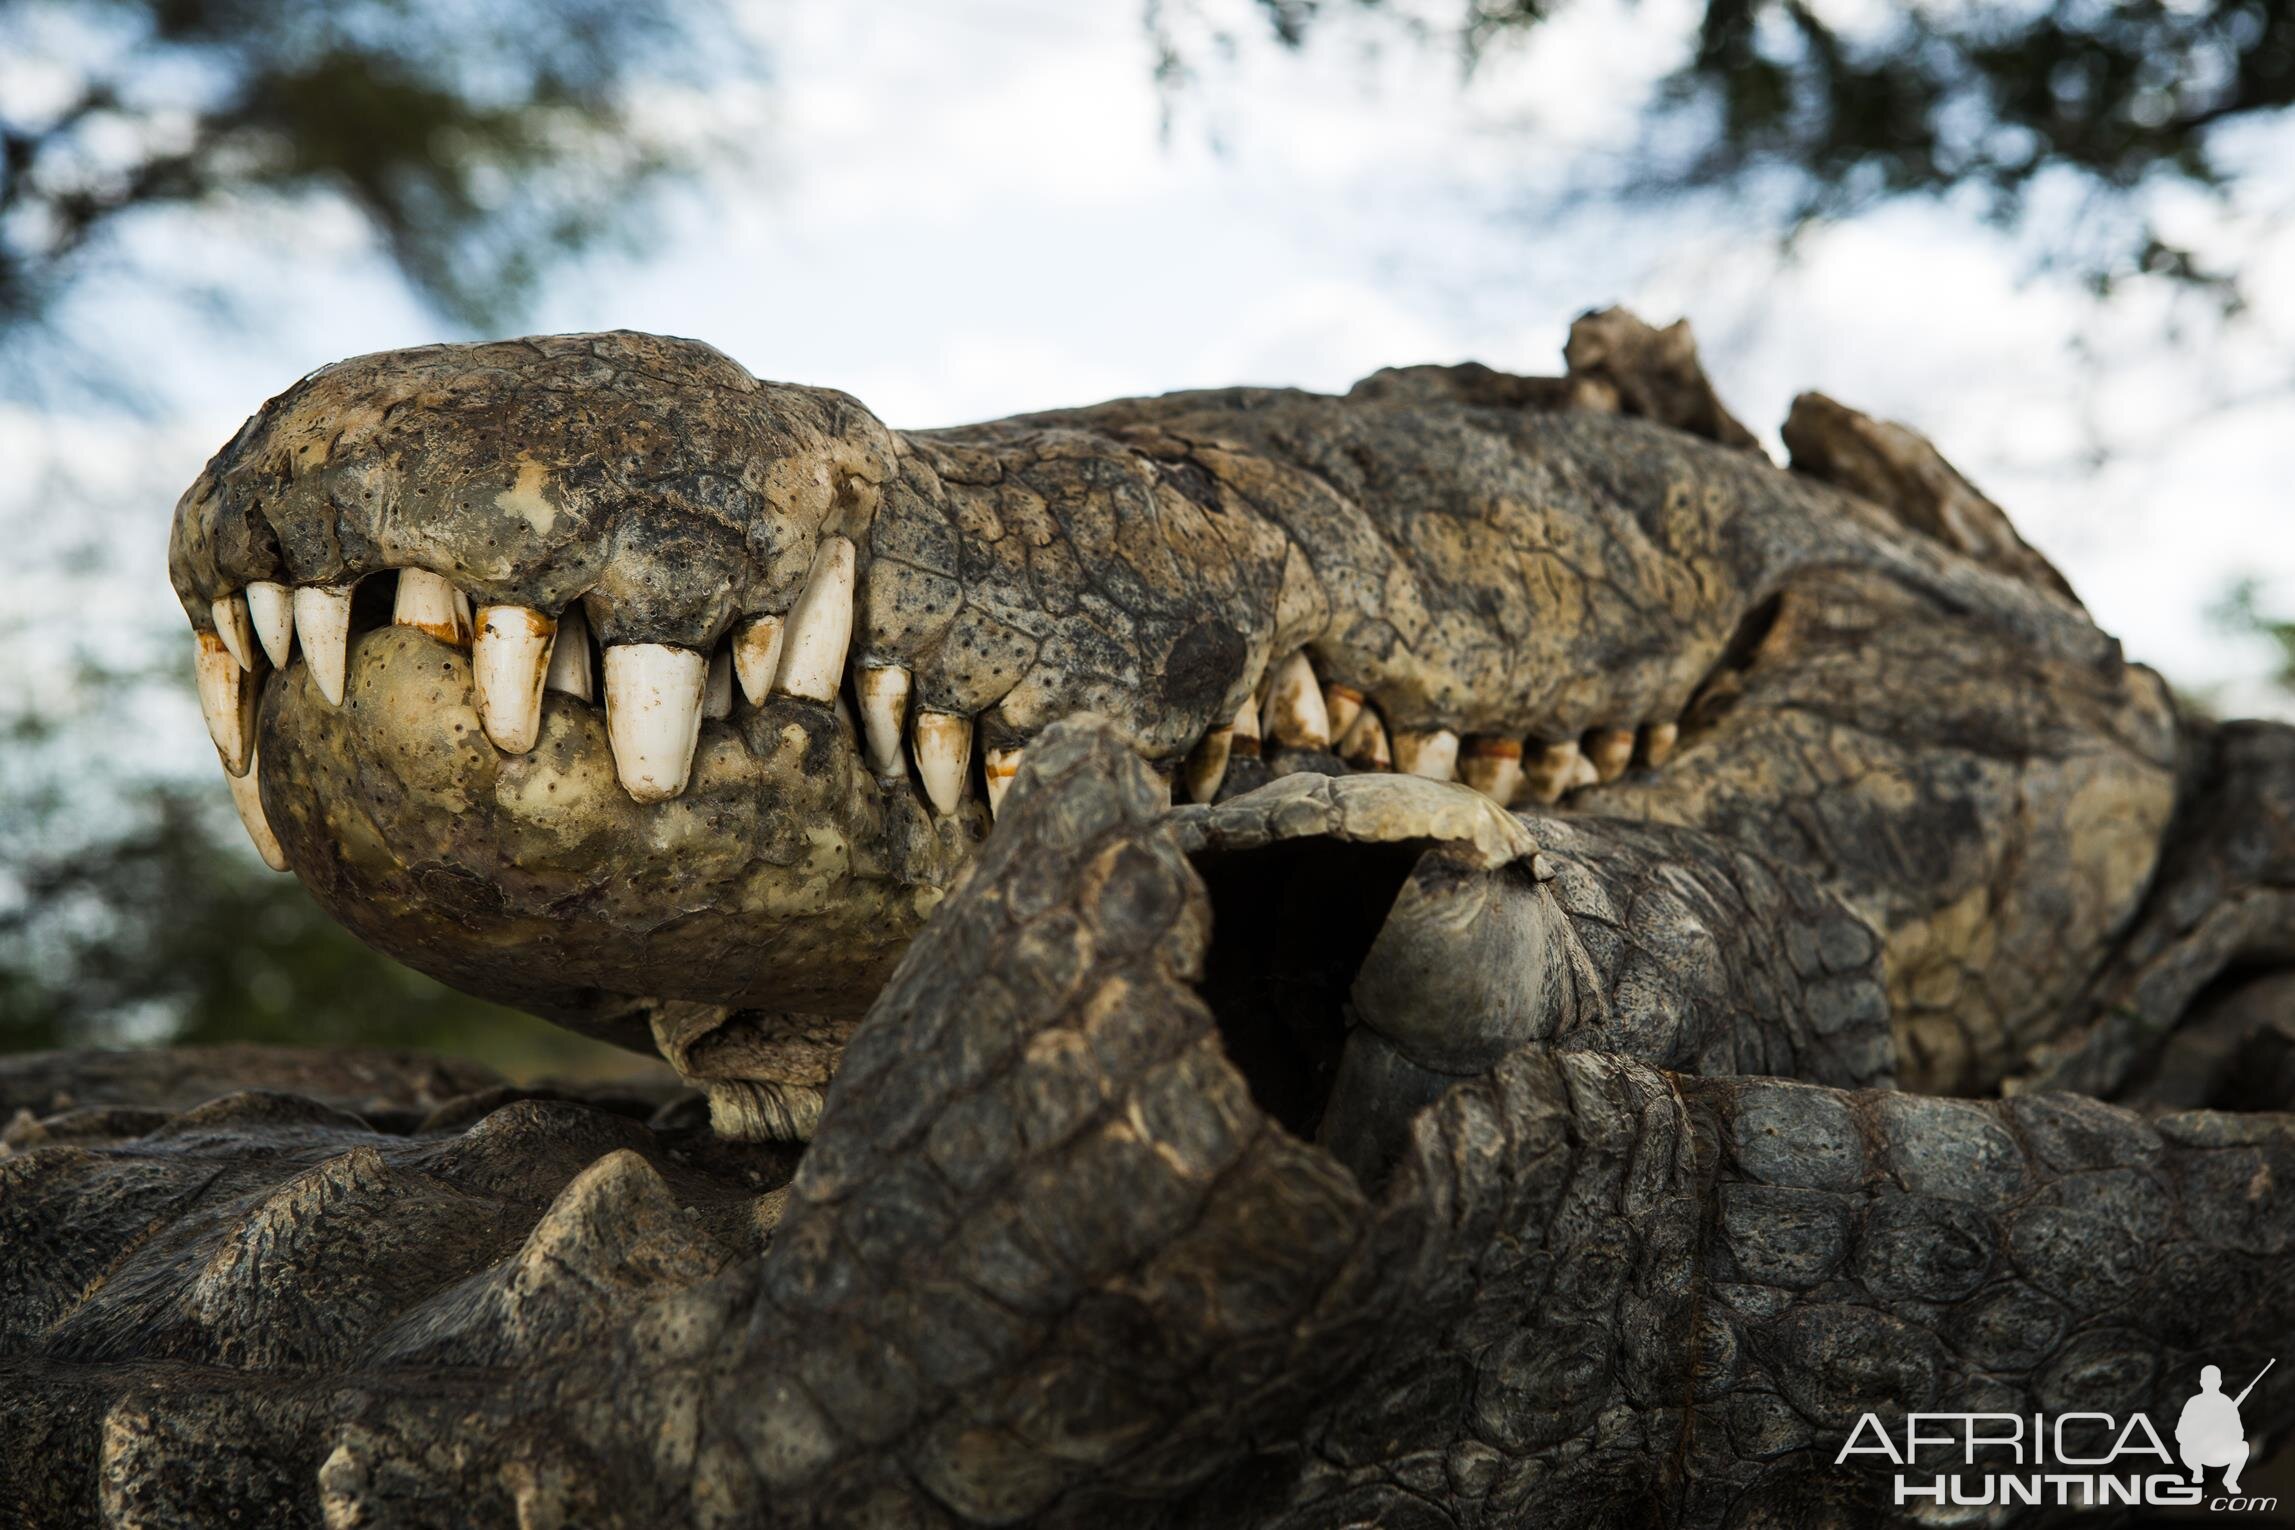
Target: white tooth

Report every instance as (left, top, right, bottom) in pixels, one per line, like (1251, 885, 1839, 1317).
(453, 587, 473, 632)
(1337, 709, 1391, 770)
(733, 615, 785, 706)
(984, 744, 1023, 818)
(1323, 683, 1364, 740)
(1392, 727, 1459, 781)
(912, 711, 972, 816)
(472, 605, 557, 753)
(246, 581, 296, 669)
(293, 584, 355, 705)
(1586, 727, 1636, 784)
(545, 604, 596, 701)
(1261, 652, 1330, 750)
(1643, 721, 1679, 769)
(392, 569, 469, 646)
(1184, 726, 1234, 804)
(1230, 692, 1262, 756)
(774, 537, 856, 703)
(603, 644, 707, 803)
(194, 630, 258, 776)
(1565, 748, 1602, 791)
(225, 746, 289, 873)
(703, 645, 733, 720)
(1460, 739, 1524, 804)
(1525, 739, 1581, 805)
(210, 594, 256, 672)
(857, 665, 911, 777)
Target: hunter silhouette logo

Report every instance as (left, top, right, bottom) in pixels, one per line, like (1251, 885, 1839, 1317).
(2178, 1360, 2273, 1496)
(1837, 1358, 2279, 1513)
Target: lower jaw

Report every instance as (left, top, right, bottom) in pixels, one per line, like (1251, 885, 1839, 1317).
(255, 628, 964, 1035)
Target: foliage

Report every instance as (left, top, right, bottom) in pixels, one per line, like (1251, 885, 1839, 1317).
(1156, 0, 2295, 308)
(0, 0, 742, 344)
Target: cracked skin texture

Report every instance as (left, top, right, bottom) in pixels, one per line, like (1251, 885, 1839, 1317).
(4, 312, 2286, 1523)
(1, 724, 2290, 1528)
(169, 320, 2173, 1093)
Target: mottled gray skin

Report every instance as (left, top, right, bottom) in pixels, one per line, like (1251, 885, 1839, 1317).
(4, 313, 2287, 1524)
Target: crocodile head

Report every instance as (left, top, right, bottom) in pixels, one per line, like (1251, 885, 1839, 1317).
(169, 312, 2179, 1129)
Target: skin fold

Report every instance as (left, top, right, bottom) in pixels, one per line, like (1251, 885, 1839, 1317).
(1, 312, 2288, 1524)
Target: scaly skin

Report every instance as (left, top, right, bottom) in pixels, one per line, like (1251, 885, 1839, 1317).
(164, 314, 2172, 1105)
(1, 723, 2289, 1527)
(0, 311, 2284, 1523)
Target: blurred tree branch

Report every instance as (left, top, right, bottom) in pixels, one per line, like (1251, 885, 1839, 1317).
(0, 0, 751, 351)
(1152, 0, 2295, 311)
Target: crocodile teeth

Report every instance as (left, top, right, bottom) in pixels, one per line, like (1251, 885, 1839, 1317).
(1262, 652, 1331, 749)
(1184, 725, 1235, 803)
(1643, 721, 1679, 768)
(1565, 746, 1602, 791)
(1323, 683, 1364, 740)
(603, 644, 707, 803)
(1525, 740, 1580, 805)
(225, 747, 289, 872)
(733, 615, 785, 706)
(1586, 727, 1636, 783)
(984, 744, 1023, 817)
(1337, 709, 1391, 770)
(210, 593, 256, 672)
(703, 645, 733, 721)
(472, 605, 557, 753)
(393, 569, 470, 646)
(1393, 727, 1459, 781)
(775, 537, 855, 703)
(1230, 693, 1262, 758)
(545, 604, 596, 701)
(245, 581, 295, 669)
(1460, 738, 1523, 804)
(292, 584, 355, 705)
(912, 711, 972, 816)
(857, 666, 911, 777)
(194, 630, 258, 776)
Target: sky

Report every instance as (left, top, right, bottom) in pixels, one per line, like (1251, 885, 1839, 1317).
(9, 0, 2294, 815)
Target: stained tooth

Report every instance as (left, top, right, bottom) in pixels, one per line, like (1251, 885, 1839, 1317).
(1392, 727, 1460, 781)
(545, 604, 596, 701)
(1524, 739, 1581, 805)
(1565, 748, 1602, 791)
(1230, 693, 1262, 758)
(1337, 709, 1391, 771)
(603, 644, 707, 803)
(472, 605, 557, 753)
(703, 646, 733, 720)
(733, 615, 785, 706)
(225, 747, 289, 872)
(1183, 726, 1234, 803)
(1460, 738, 1524, 804)
(912, 711, 972, 816)
(1260, 652, 1332, 750)
(984, 744, 1023, 817)
(774, 537, 856, 702)
(1323, 683, 1364, 740)
(194, 630, 258, 776)
(1586, 727, 1636, 783)
(210, 594, 256, 672)
(245, 581, 295, 669)
(1642, 721, 1679, 768)
(292, 584, 355, 705)
(392, 569, 470, 646)
(857, 665, 911, 777)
